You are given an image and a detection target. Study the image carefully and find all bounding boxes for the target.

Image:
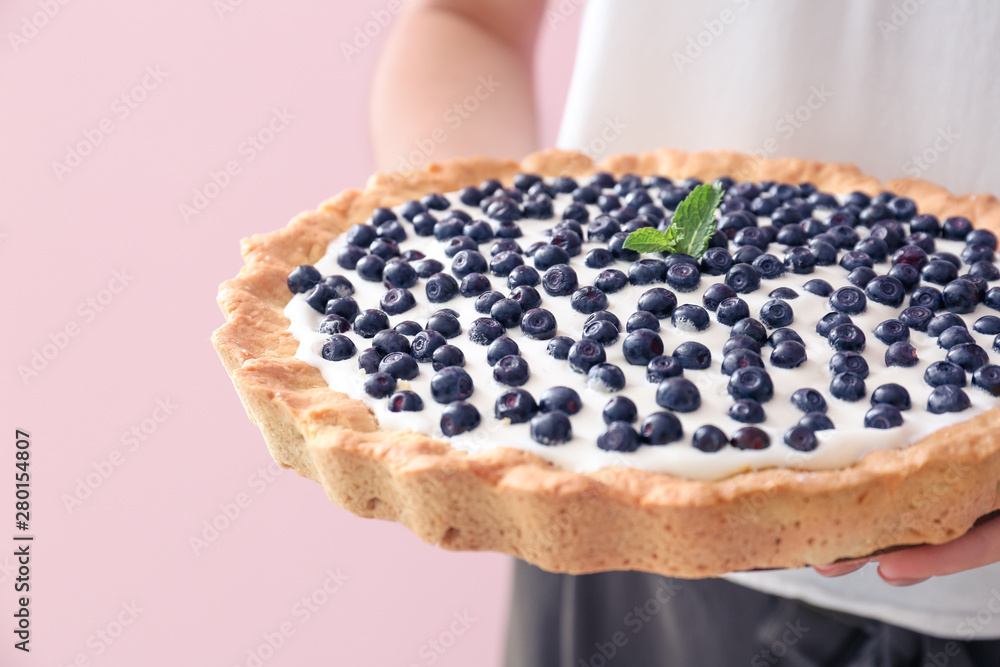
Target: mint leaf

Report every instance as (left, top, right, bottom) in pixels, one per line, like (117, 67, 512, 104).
(662, 182, 723, 258)
(621, 227, 672, 253)
(622, 181, 723, 259)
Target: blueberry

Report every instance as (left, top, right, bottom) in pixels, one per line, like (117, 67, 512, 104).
(586, 309, 621, 331)
(927, 385, 971, 413)
(798, 412, 834, 432)
(808, 241, 838, 266)
(425, 273, 459, 303)
(357, 348, 382, 374)
(777, 224, 807, 246)
(540, 264, 578, 297)
(495, 388, 538, 424)
(947, 343, 990, 372)
(368, 238, 400, 261)
(938, 325, 976, 350)
(888, 259, 922, 290)
(723, 335, 762, 356)
(871, 383, 911, 410)
(467, 317, 504, 345)
(673, 341, 711, 370)
(751, 253, 785, 279)
(791, 388, 827, 413)
(973, 365, 1000, 395)
(733, 246, 764, 265)
(830, 372, 866, 401)
(966, 229, 998, 249)
(607, 232, 641, 262)
(508, 286, 541, 313)
(735, 227, 771, 250)
(645, 355, 683, 383)
(287, 265, 322, 294)
(378, 352, 418, 380)
(567, 339, 607, 374)
(543, 336, 573, 360)
(379, 261, 416, 290)
(974, 315, 1000, 335)
(861, 275, 904, 308)
(439, 401, 480, 436)
(423, 312, 459, 340)
(337, 245, 367, 270)
(725, 263, 762, 293)
(596, 422, 640, 452)
(759, 299, 794, 329)
(566, 286, 607, 314)
(729, 399, 765, 424)
(661, 262, 700, 292)
(376, 220, 407, 244)
(372, 329, 411, 356)
(549, 228, 583, 257)
(492, 355, 530, 387)
(385, 391, 422, 413)
(429, 367, 474, 404)
(583, 319, 620, 346)
(489, 298, 523, 328)
(530, 411, 573, 445)
(671, 304, 710, 332)
(840, 251, 874, 272)
(910, 286, 944, 311)
(655, 377, 701, 412)
(625, 258, 666, 286)
(766, 328, 803, 348)
(854, 237, 889, 263)
(924, 360, 967, 388)
(942, 216, 973, 240)
(969, 261, 1000, 281)
(731, 317, 768, 345)
(469, 293, 502, 318)
(412, 259, 444, 279)
(727, 367, 774, 402)
(318, 314, 351, 335)
(589, 270, 626, 296)
(921, 259, 959, 285)
(375, 287, 413, 315)
(626, 310, 661, 333)
(588, 363, 626, 393)
(716, 297, 751, 326)
(703, 284, 738, 311)
(507, 265, 540, 289)
(449, 250, 486, 279)
(584, 248, 615, 269)
(535, 386, 582, 417)
(829, 286, 867, 314)
(884, 341, 918, 368)
(486, 336, 519, 366)
(778, 425, 817, 452)
(828, 323, 866, 352)
(457, 273, 490, 298)
(769, 287, 799, 300)
(520, 308, 558, 340)
(783, 247, 816, 274)
(631, 288, 676, 319)
(827, 224, 860, 249)
(346, 223, 379, 247)
(431, 344, 465, 371)
(942, 279, 979, 314)
(533, 244, 570, 271)
(699, 247, 734, 276)
(410, 212, 437, 236)
(874, 319, 909, 345)
(320, 275, 355, 299)
(829, 352, 869, 378)
(488, 250, 524, 278)
(770, 340, 807, 369)
(321, 334, 356, 361)
(928, 313, 966, 337)
(720, 349, 765, 376)
(899, 306, 934, 332)
(352, 309, 389, 338)
(731, 426, 770, 450)
(846, 266, 877, 289)
(692, 425, 728, 452)
(304, 283, 338, 313)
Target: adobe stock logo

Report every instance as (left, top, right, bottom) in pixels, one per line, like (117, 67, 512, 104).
(7, 0, 73, 54)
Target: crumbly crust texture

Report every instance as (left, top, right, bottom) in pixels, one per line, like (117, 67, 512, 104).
(213, 148, 1000, 578)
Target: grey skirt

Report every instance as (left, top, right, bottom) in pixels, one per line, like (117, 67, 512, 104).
(505, 559, 1000, 667)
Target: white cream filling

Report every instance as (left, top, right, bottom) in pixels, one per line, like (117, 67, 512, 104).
(284, 187, 1000, 481)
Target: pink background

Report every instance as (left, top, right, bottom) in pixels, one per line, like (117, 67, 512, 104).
(2, 2, 581, 665)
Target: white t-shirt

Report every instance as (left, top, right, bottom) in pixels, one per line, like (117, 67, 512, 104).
(556, 0, 1000, 639)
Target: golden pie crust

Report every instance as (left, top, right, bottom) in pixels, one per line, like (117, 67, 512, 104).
(212, 148, 1000, 578)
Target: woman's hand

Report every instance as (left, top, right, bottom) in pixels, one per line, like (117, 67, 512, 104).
(815, 514, 1000, 585)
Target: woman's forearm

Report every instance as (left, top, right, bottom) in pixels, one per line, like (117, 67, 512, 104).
(370, 0, 544, 172)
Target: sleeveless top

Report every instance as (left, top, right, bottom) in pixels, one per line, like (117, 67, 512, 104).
(556, 0, 1000, 638)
